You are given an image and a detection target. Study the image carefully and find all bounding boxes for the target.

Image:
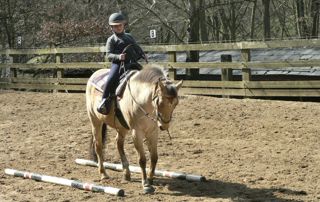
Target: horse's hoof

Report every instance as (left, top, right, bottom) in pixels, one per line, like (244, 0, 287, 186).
(123, 175, 131, 182)
(121, 179, 129, 184)
(143, 185, 155, 194)
(148, 178, 154, 185)
(121, 176, 131, 184)
(100, 174, 110, 181)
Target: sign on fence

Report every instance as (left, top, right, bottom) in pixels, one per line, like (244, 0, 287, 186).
(150, 29, 156, 39)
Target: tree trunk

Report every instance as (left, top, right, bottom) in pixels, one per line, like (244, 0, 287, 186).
(186, 0, 200, 79)
(2, 0, 16, 48)
(262, 0, 271, 40)
(214, 15, 220, 41)
(217, 0, 230, 41)
(311, 0, 320, 38)
(250, 0, 257, 40)
(272, 0, 289, 39)
(230, 1, 236, 41)
(199, 0, 208, 42)
(296, 0, 309, 38)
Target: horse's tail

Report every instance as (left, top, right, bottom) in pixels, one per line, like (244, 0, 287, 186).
(89, 123, 107, 162)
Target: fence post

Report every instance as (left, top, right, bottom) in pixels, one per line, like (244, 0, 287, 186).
(221, 54, 233, 81)
(168, 51, 176, 80)
(241, 49, 251, 96)
(241, 49, 251, 81)
(1, 51, 9, 77)
(54, 54, 64, 93)
(6, 51, 14, 82)
(221, 54, 233, 98)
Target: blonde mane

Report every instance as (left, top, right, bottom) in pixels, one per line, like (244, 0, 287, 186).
(132, 66, 177, 97)
(133, 66, 166, 84)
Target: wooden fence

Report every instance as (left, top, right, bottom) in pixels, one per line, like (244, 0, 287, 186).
(1, 39, 320, 97)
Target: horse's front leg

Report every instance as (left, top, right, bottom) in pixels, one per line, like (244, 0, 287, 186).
(146, 132, 158, 185)
(132, 130, 155, 194)
(116, 131, 131, 182)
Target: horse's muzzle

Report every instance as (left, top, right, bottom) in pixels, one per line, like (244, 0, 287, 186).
(158, 122, 170, 131)
(159, 126, 165, 131)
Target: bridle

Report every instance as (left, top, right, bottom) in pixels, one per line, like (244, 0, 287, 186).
(120, 44, 174, 138)
(125, 72, 174, 140)
(152, 88, 173, 124)
(152, 90, 174, 140)
(127, 77, 173, 126)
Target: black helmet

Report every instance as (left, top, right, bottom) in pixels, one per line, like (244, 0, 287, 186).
(109, 13, 126, 25)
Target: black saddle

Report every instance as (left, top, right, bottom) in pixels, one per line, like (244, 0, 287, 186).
(116, 69, 138, 97)
(112, 69, 138, 130)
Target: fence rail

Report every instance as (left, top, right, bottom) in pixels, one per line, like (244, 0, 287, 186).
(1, 39, 320, 97)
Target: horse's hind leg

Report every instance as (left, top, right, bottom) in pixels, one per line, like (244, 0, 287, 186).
(116, 131, 131, 181)
(91, 120, 109, 180)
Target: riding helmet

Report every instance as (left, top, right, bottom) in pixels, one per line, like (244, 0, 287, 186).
(109, 13, 126, 25)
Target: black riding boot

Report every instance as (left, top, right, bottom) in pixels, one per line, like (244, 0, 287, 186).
(97, 63, 121, 115)
(97, 96, 113, 115)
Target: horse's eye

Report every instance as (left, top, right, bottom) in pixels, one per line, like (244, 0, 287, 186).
(166, 96, 175, 104)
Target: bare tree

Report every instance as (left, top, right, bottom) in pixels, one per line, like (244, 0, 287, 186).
(296, 0, 309, 38)
(1, 0, 320, 49)
(217, 0, 230, 41)
(37, 0, 112, 46)
(132, 0, 185, 43)
(271, 0, 291, 39)
(262, 0, 271, 40)
(311, 0, 320, 38)
(185, 0, 200, 78)
(250, 0, 257, 40)
(0, 0, 17, 48)
(199, 0, 208, 42)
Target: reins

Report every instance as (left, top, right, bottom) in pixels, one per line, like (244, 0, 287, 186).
(125, 77, 173, 140)
(121, 44, 159, 124)
(119, 44, 173, 139)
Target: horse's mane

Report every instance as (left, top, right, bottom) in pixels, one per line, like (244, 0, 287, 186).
(133, 66, 166, 84)
(133, 66, 178, 97)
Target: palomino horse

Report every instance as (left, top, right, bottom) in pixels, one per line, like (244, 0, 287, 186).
(86, 65, 183, 193)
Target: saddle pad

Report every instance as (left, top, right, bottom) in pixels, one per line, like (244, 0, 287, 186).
(90, 70, 138, 96)
(90, 71, 109, 93)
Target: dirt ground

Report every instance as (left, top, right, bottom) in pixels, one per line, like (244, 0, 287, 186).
(0, 90, 319, 202)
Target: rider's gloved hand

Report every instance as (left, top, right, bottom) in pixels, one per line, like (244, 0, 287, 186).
(120, 53, 126, 61)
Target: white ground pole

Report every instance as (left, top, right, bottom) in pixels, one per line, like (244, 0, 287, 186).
(4, 168, 124, 196)
(75, 159, 206, 182)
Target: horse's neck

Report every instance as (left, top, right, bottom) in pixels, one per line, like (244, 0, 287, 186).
(134, 83, 154, 111)
(122, 82, 155, 114)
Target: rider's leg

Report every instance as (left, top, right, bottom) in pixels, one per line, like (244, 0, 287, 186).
(97, 63, 121, 115)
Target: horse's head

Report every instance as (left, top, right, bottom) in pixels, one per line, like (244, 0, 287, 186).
(153, 79, 183, 131)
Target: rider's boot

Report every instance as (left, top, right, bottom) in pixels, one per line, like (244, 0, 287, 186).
(97, 97, 112, 115)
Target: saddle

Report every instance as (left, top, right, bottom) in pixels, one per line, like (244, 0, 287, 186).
(91, 69, 138, 130)
(91, 69, 138, 98)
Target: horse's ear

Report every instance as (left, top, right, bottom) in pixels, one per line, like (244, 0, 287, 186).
(175, 80, 183, 91)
